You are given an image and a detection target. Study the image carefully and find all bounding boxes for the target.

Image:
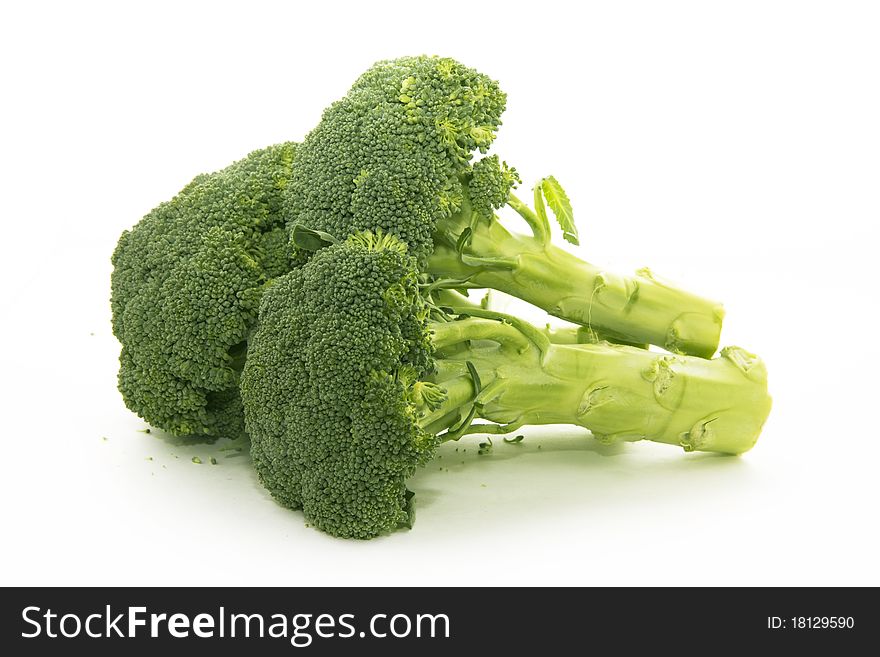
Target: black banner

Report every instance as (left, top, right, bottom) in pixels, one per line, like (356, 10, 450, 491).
(1, 587, 875, 654)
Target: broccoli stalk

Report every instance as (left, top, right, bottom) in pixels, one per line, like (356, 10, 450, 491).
(286, 55, 723, 357)
(429, 288, 648, 349)
(428, 186, 723, 358)
(424, 312, 769, 455)
(241, 230, 771, 539)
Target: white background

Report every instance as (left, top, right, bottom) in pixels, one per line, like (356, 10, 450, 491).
(2, 0, 878, 586)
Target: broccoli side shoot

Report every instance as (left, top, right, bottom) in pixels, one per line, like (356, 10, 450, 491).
(111, 142, 297, 439)
(283, 55, 724, 357)
(242, 230, 771, 540)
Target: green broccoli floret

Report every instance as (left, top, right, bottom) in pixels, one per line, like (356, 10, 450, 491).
(241, 231, 771, 539)
(111, 142, 297, 439)
(285, 55, 724, 357)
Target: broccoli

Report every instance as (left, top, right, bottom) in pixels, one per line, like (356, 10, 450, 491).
(285, 55, 723, 358)
(240, 231, 771, 539)
(111, 142, 297, 439)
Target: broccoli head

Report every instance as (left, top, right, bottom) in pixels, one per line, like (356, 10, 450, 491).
(284, 55, 725, 357)
(241, 231, 436, 538)
(286, 55, 506, 263)
(111, 142, 297, 439)
(241, 230, 772, 539)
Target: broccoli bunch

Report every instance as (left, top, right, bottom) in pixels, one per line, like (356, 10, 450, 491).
(109, 57, 722, 443)
(111, 143, 296, 439)
(241, 231, 771, 539)
(286, 55, 723, 357)
(110, 57, 772, 542)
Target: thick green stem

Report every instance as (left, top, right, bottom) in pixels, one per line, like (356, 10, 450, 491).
(429, 218, 724, 358)
(434, 339, 771, 455)
(431, 289, 647, 349)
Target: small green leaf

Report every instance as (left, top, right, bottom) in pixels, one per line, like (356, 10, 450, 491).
(441, 403, 480, 443)
(402, 489, 416, 529)
(541, 176, 578, 245)
(466, 361, 482, 394)
(456, 227, 472, 253)
(504, 435, 524, 444)
(533, 184, 549, 233)
(290, 223, 338, 252)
